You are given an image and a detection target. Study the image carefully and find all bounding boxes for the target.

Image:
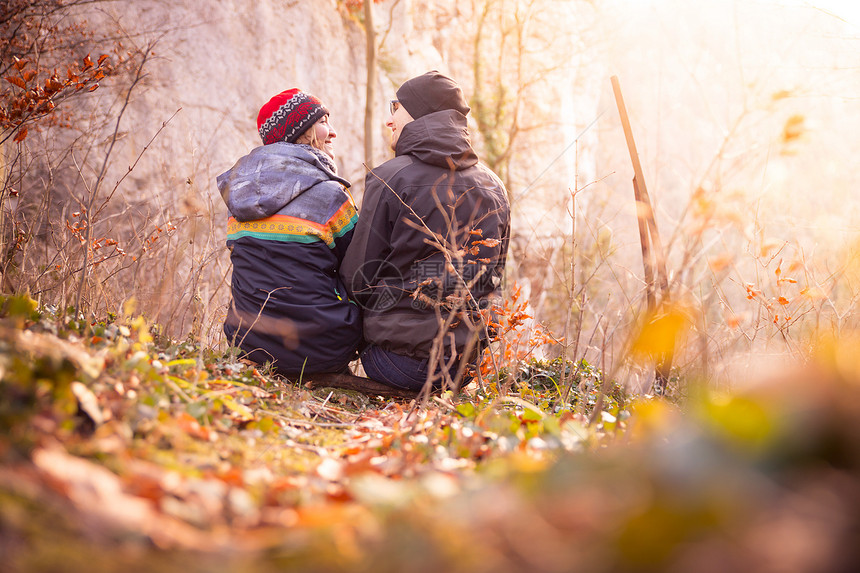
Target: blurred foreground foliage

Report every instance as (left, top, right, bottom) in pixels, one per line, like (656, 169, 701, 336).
(1, 294, 860, 572)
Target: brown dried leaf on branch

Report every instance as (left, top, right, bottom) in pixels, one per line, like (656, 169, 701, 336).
(1, 1, 117, 144)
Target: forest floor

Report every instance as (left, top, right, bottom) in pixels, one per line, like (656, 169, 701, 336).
(2, 299, 860, 572)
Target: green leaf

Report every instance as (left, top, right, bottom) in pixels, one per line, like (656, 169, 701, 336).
(166, 358, 197, 368)
(3, 294, 38, 319)
(221, 396, 254, 422)
(522, 408, 543, 422)
(542, 415, 561, 436)
(456, 403, 477, 418)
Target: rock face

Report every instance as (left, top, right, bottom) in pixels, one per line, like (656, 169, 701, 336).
(91, 0, 487, 197)
(98, 0, 369, 190)
(92, 0, 596, 195)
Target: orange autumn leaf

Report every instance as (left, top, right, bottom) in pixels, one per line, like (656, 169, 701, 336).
(782, 114, 805, 143)
(5, 76, 26, 89)
(631, 305, 689, 360)
(777, 296, 790, 306)
(708, 254, 732, 273)
(801, 286, 827, 300)
(45, 76, 63, 92)
(215, 466, 244, 487)
(760, 238, 783, 258)
(177, 412, 214, 441)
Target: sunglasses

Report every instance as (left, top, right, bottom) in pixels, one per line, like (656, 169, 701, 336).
(389, 100, 400, 115)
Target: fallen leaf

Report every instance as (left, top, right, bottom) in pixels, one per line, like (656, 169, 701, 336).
(71, 381, 104, 426)
(316, 457, 344, 481)
(177, 412, 215, 441)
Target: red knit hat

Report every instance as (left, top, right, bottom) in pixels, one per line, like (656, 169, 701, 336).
(257, 88, 329, 145)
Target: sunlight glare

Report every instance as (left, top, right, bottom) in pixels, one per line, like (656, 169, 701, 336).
(800, 0, 860, 25)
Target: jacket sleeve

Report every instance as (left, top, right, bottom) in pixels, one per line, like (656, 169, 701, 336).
(327, 196, 358, 263)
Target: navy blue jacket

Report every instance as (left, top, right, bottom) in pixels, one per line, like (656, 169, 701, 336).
(218, 143, 361, 376)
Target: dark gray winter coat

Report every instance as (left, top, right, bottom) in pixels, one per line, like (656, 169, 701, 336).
(341, 110, 510, 360)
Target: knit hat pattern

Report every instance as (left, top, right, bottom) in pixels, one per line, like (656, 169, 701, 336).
(396, 71, 470, 120)
(257, 89, 329, 145)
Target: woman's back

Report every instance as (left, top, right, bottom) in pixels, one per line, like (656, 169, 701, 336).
(219, 142, 361, 376)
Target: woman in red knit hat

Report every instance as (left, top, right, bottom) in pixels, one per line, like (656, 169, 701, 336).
(217, 89, 361, 377)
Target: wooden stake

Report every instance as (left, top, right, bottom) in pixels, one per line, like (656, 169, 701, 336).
(611, 76, 669, 298)
(611, 75, 672, 391)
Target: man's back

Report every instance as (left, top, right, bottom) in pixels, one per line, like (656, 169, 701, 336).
(343, 109, 510, 360)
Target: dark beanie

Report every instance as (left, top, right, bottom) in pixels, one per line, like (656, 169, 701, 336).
(396, 71, 470, 119)
(257, 88, 329, 145)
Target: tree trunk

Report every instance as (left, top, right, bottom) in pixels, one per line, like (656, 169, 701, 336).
(364, 0, 378, 167)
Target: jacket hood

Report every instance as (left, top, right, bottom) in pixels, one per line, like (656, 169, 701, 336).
(395, 109, 478, 170)
(217, 143, 349, 221)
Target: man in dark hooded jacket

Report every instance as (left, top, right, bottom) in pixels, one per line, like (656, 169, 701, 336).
(342, 71, 510, 392)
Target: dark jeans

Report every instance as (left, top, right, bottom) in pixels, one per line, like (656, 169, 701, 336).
(360, 344, 474, 392)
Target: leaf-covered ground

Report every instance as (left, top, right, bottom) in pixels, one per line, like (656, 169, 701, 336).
(2, 301, 860, 572)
